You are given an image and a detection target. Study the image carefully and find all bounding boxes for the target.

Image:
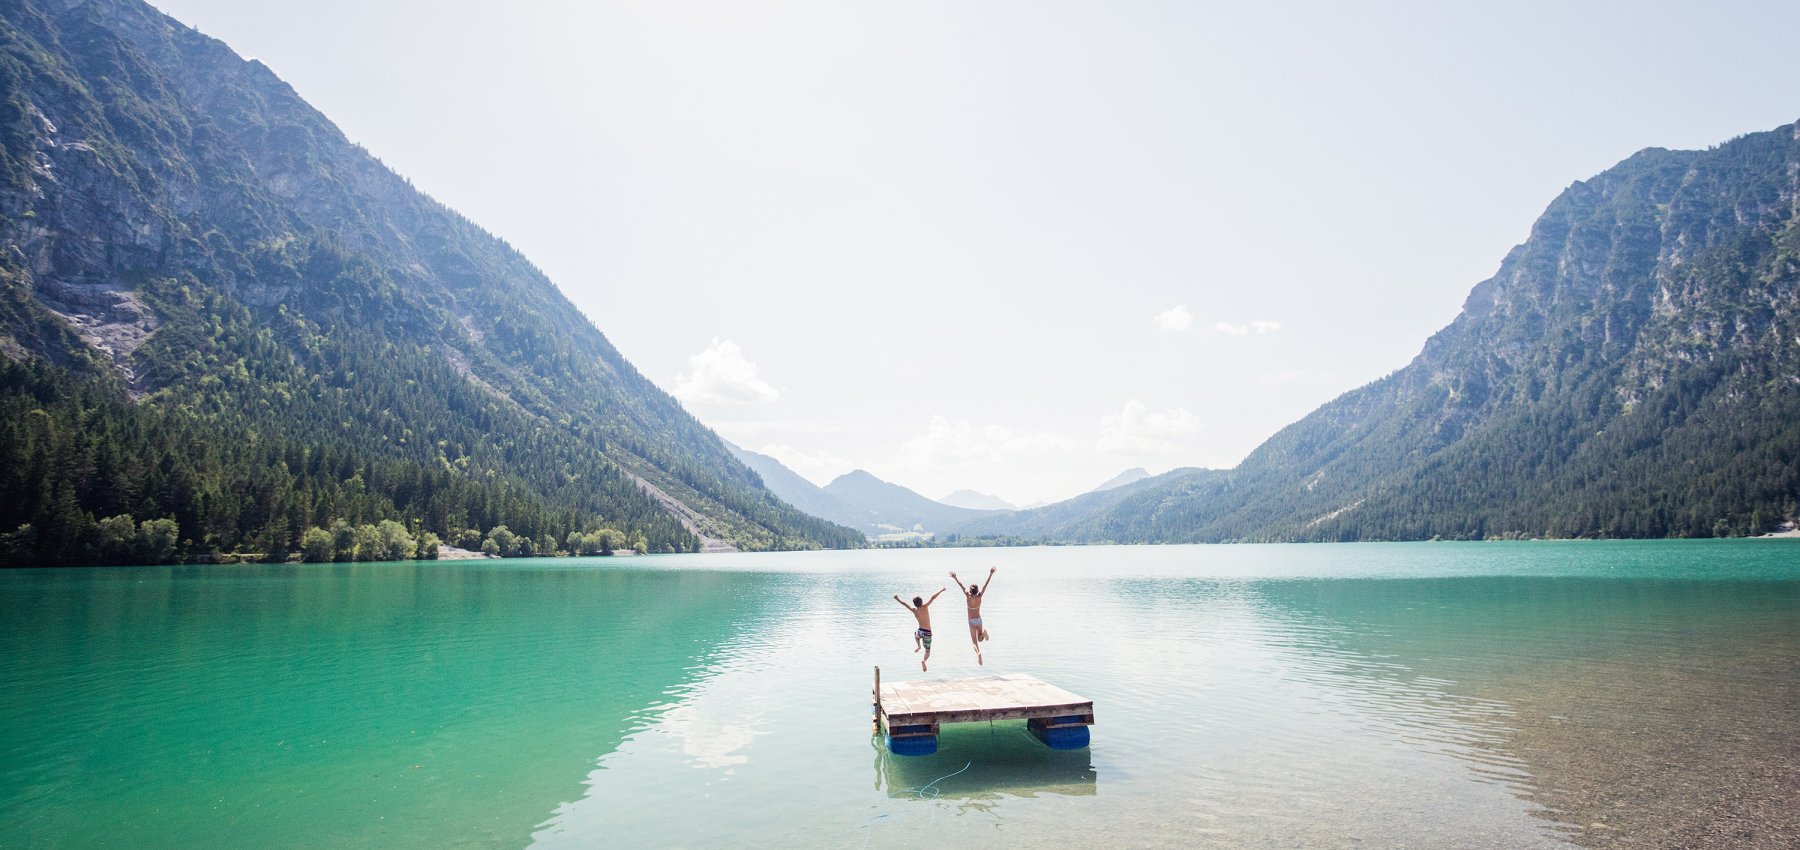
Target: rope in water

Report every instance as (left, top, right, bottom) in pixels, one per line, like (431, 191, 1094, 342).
(859, 755, 975, 848)
(897, 760, 972, 801)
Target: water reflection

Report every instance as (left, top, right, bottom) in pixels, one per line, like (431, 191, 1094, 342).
(0, 561, 788, 850)
(872, 723, 1098, 800)
(1097, 576, 1569, 847)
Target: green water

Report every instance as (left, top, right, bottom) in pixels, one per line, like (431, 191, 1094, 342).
(2, 542, 1797, 848)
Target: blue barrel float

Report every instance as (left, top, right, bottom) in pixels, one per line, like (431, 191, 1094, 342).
(1027, 716, 1092, 750)
(885, 723, 938, 756)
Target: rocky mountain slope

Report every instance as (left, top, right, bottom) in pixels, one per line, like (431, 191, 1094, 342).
(956, 121, 1800, 542)
(0, 0, 861, 564)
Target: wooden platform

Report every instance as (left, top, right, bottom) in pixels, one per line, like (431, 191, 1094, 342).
(873, 670, 1096, 748)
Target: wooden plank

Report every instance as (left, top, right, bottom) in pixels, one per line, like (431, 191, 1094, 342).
(885, 703, 1094, 726)
(874, 673, 1096, 729)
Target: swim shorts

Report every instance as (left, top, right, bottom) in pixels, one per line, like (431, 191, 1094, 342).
(915, 628, 932, 648)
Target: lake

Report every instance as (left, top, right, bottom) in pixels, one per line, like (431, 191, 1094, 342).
(2, 542, 1797, 848)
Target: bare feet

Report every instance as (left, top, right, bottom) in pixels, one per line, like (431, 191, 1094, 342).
(922, 657, 928, 671)
(978, 652, 984, 666)
(914, 644, 920, 653)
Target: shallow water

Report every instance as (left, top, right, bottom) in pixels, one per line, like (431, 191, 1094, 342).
(2, 541, 1796, 848)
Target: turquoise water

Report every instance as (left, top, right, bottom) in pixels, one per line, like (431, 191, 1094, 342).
(2, 541, 1797, 848)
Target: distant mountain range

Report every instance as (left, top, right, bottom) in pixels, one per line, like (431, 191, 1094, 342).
(0, 0, 862, 565)
(1089, 468, 1150, 493)
(955, 120, 1800, 542)
(728, 447, 1201, 540)
(945, 467, 1215, 541)
(823, 470, 1001, 536)
(727, 446, 996, 538)
(939, 490, 1017, 511)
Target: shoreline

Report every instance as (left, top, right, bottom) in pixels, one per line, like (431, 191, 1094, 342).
(435, 546, 641, 561)
(432, 545, 492, 560)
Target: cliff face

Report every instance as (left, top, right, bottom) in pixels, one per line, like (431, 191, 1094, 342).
(957, 122, 1800, 542)
(0, 0, 862, 562)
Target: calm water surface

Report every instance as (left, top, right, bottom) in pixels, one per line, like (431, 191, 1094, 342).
(2, 542, 1797, 848)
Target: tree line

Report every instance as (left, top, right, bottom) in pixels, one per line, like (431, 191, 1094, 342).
(0, 356, 696, 566)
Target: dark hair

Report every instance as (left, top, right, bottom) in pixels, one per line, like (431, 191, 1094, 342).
(969, 584, 980, 595)
(912, 596, 923, 607)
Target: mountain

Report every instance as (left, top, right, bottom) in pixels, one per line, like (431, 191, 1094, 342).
(938, 489, 1017, 511)
(722, 448, 996, 537)
(0, 0, 862, 565)
(725, 444, 875, 535)
(1089, 468, 1150, 493)
(822, 470, 998, 537)
(956, 121, 1800, 542)
(946, 468, 1216, 542)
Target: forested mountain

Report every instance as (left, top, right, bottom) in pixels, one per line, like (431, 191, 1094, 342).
(956, 121, 1800, 542)
(0, 0, 862, 565)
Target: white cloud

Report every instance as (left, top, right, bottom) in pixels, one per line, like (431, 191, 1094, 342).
(657, 700, 760, 769)
(1213, 319, 1280, 336)
(893, 415, 1072, 471)
(672, 338, 778, 404)
(1098, 399, 1203, 456)
(1153, 304, 1194, 333)
(757, 443, 854, 486)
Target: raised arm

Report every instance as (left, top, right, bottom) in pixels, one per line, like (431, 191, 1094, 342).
(949, 571, 969, 595)
(893, 594, 913, 610)
(980, 566, 997, 594)
(926, 588, 946, 605)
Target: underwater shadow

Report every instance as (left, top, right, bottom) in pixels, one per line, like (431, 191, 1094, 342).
(872, 720, 1098, 801)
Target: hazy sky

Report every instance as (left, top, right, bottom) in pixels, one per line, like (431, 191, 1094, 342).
(153, 0, 1800, 506)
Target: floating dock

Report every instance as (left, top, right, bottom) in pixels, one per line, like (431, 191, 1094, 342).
(872, 667, 1095, 756)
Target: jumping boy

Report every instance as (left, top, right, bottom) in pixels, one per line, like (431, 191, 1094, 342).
(949, 567, 996, 665)
(894, 588, 945, 671)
